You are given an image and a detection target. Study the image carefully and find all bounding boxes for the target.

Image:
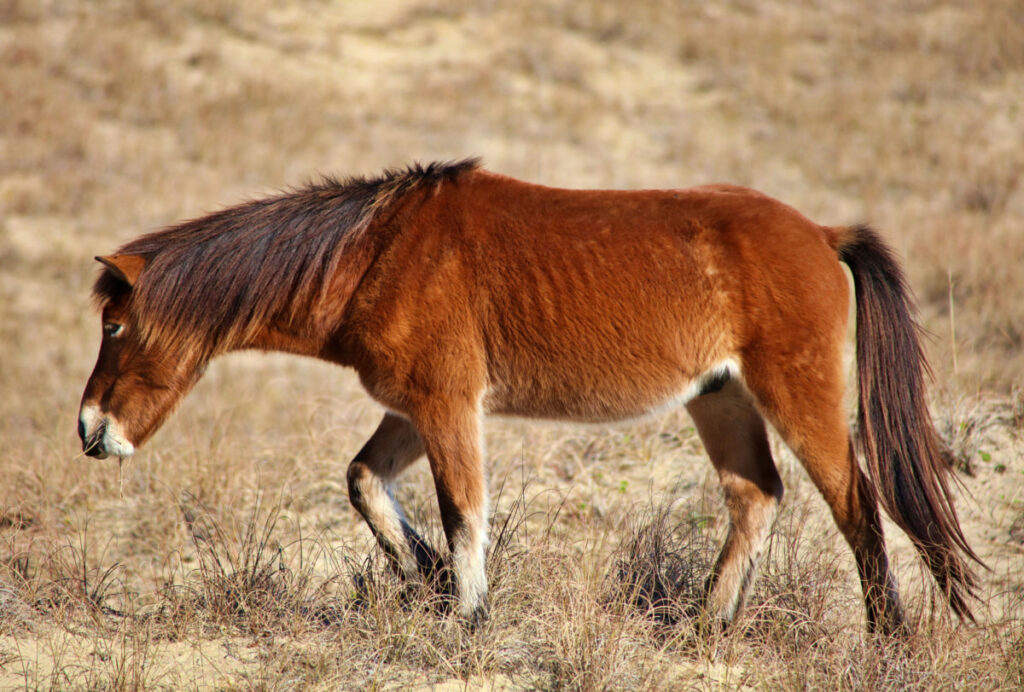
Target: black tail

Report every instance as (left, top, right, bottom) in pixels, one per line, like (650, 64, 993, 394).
(837, 225, 981, 620)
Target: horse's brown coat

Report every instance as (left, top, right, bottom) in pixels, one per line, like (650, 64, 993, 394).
(79, 160, 978, 632)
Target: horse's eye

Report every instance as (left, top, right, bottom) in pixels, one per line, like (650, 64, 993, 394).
(104, 323, 124, 338)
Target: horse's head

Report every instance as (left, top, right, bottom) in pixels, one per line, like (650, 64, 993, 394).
(78, 254, 205, 459)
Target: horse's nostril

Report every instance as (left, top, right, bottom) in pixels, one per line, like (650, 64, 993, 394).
(81, 420, 107, 457)
(78, 418, 87, 444)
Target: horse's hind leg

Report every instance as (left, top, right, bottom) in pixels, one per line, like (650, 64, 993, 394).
(347, 413, 442, 580)
(686, 378, 783, 624)
(742, 356, 905, 635)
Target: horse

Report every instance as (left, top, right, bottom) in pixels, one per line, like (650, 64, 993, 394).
(78, 159, 979, 634)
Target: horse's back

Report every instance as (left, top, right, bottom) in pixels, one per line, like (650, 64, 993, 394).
(344, 171, 849, 422)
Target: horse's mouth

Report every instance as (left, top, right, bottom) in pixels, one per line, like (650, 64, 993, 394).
(82, 422, 110, 459)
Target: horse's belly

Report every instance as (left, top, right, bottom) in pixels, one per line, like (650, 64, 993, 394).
(487, 390, 685, 424)
(483, 358, 736, 423)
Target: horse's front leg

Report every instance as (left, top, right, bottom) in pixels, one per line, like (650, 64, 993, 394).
(412, 398, 490, 623)
(346, 412, 442, 581)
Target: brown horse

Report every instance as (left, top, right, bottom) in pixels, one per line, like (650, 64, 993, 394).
(79, 159, 979, 633)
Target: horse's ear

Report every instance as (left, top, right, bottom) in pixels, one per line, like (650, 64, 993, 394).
(95, 254, 147, 288)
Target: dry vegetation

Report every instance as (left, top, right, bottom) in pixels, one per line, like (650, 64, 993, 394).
(2, 0, 1023, 688)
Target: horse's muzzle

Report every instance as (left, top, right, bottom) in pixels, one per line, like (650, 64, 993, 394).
(81, 421, 110, 459)
(77, 404, 135, 459)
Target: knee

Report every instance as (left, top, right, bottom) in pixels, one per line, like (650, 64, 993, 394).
(347, 460, 370, 511)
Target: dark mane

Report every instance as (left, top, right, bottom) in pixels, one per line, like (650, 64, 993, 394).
(94, 158, 480, 359)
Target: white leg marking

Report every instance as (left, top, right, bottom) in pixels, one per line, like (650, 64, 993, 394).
(454, 498, 489, 617)
(356, 472, 420, 577)
(454, 411, 489, 617)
